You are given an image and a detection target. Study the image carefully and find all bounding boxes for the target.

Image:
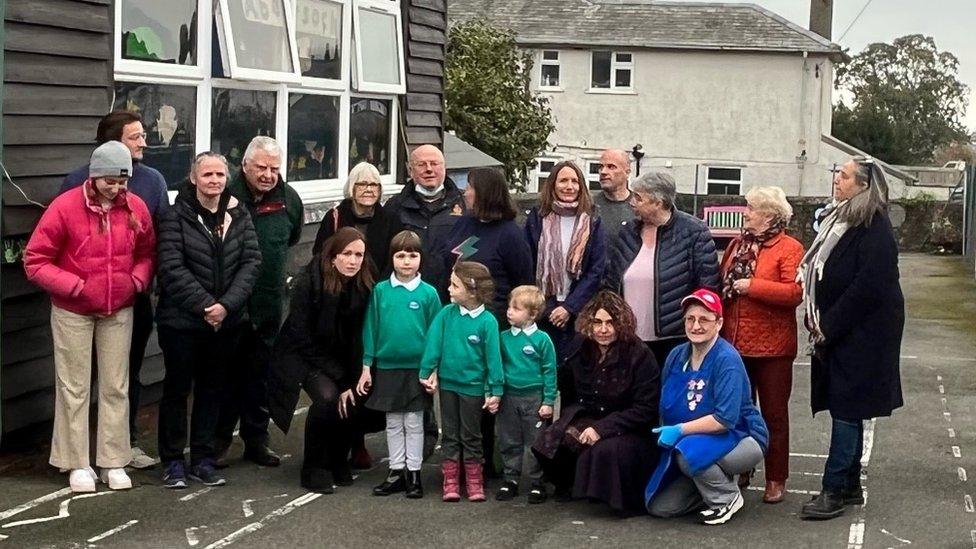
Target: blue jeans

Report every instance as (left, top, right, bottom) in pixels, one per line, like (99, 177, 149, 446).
(822, 416, 863, 494)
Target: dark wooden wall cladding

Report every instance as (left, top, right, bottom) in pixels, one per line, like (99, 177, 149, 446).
(400, 0, 446, 149)
(2, 0, 114, 436)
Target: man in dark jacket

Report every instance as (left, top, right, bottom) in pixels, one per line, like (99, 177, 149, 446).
(216, 136, 304, 467)
(604, 171, 720, 365)
(61, 110, 170, 470)
(383, 144, 465, 294)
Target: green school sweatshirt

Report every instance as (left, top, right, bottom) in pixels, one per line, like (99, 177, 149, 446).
(499, 325, 558, 405)
(362, 276, 442, 370)
(419, 304, 504, 397)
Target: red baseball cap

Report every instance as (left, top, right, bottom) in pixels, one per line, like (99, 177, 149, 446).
(681, 288, 723, 317)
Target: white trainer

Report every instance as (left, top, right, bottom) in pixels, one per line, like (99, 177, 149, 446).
(69, 468, 96, 493)
(129, 447, 160, 469)
(100, 468, 133, 490)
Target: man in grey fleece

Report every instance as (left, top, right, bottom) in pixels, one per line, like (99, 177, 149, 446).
(592, 148, 634, 251)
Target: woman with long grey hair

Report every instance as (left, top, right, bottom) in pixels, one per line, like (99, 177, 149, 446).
(797, 157, 904, 520)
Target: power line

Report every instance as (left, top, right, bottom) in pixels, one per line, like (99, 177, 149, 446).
(838, 0, 875, 42)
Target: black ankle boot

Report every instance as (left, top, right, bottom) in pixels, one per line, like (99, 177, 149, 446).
(372, 469, 406, 496)
(405, 470, 423, 499)
(800, 491, 845, 520)
(301, 468, 335, 494)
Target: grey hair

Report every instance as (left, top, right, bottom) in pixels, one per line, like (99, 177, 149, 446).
(631, 171, 676, 210)
(837, 156, 888, 228)
(344, 162, 382, 198)
(190, 151, 230, 179)
(243, 136, 283, 162)
(745, 185, 793, 224)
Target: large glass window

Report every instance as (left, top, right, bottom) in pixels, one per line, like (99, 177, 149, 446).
(352, 0, 405, 93)
(114, 82, 197, 189)
(540, 50, 560, 89)
(590, 50, 633, 91)
(121, 0, 198, 65)
(211, 88, 277, 173)
(349, 97, 391, 175)
(295, 0, 343, 80)
(216, 0, 301, 81)
(288, 93, 340, 181)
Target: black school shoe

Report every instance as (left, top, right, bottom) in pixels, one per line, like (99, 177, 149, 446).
(800, 491, 846, 520)
(301, 468, 335, 494)
(243, 445, 281, 467)
(405, 470, 424, 499)
(527, 482, 548, 504)
(373, 469, 406, 496)
(495, 480, 519, 501)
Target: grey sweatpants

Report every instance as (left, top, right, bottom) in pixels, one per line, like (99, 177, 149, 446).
(440, 390, 483, 461)
(648, 436, 764, 517)
(497, 393, 545, 484)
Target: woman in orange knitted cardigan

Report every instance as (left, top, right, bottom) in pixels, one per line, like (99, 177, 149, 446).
(719, 186, 803, 504)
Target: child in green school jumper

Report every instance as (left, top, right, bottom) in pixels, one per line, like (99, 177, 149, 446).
(419, 261, 504, 502)
(495, 285, 557, 504)
(358, 231, 441, 499)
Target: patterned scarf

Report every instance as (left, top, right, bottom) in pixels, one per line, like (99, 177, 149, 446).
(798, 200, 851, 345)
(537, 201, 591, 298)
(721, 221, 786, 300)
(84, 179, 140, 233)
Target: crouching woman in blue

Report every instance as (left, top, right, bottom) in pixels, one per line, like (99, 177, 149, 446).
(645, 289, 768, 525)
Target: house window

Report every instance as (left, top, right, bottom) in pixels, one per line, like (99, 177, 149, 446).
(114, 81, 198, 189)
(706, 167, 742, 195)
(533, 158, 558, 193)
(590, 50, 633, 90)
(113, 0, 403, 204)
(586, 161, 601, 191)
(352, 0, 406, 94)
(540, 50, 560, 88)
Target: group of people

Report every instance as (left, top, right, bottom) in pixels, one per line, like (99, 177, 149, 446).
(23, 109, 904, 525)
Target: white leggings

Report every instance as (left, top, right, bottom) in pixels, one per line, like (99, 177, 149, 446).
(386, 411, 424, 471)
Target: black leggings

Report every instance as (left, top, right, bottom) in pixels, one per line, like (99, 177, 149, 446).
(302, 370, 383, 472)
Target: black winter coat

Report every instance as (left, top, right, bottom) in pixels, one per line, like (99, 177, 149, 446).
(155, 185, 262, 332)
(604, 209, 720, 338)
(383, 178, 465, 292)
(310, 198, 402, 275)
(811, 211, 904, 419)
(268, 258, 372, 433)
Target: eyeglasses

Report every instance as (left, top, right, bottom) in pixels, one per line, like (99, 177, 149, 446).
(354, 182, 381, 189)
(412, 161, 443, 169)
(684, 315, 718, 327)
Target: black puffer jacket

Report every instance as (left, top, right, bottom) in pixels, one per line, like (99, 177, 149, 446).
(604, 208, 720, 338)
(155, 183, 262, 332)
(310, 198, 403, 276)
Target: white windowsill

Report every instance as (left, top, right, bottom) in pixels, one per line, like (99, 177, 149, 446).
(538, 86, 564, 93)
(585, 88, 637, 95)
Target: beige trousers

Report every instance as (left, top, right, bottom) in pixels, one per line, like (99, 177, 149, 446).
(49, 305, 133, 469)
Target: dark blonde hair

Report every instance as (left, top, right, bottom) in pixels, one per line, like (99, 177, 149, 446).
(539, 161, 594, 216)
(452, 261, 494, 307)
(320, 226, 375, 296)
(575, 290, 639, 343)
(508, 285, 546, 320)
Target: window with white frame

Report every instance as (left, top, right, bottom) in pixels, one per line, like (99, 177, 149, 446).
(540, 50, 560, 88)
(590, 51, 633, 90)
(585, 161, 601, 191)
(533, 158, 559, 193)
(706, 167, 742, 195)
(113, 0, 402, 203)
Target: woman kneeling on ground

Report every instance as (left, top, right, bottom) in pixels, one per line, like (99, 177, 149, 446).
(645, 289, 768, 525)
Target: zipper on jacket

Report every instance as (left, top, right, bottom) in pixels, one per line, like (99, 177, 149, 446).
(106, 213, 114, 317)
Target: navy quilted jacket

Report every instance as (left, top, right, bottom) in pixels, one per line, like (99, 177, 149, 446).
(604, 209, 720, 339)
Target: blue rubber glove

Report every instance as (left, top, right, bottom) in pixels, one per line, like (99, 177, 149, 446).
(652, 425, 683, 448)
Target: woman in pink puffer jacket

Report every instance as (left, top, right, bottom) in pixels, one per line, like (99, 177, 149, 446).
(24, 141, 155, 493)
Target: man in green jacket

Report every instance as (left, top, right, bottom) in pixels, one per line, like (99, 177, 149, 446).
(216, 136, 304, 467)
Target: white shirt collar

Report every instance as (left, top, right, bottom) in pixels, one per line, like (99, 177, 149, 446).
(511, 323, 538, 336)
(458, 304, 486, 318)
(390, 273, 421, 291)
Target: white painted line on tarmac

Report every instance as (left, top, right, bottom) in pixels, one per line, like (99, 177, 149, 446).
(861, 419, 877, 467)
(945, 412, 953, 422)
(794, 471, 824, 477)
(180, 488, 214, 502)
(746, 486, 819, 495)
(954, 446, 963, 458)
(970, 529, 976, 548)
(185, 525, 208, 547)
(966, 495, 975, 513)
(0, 488, 72, 522)
(2, 491, 114, 528)
(241, 494, 289, 518)
(204, 492, 322, 549)
(789, 452, 828, 458)
(939, 385, 946, 394)
(87, 519, 138, 543)
(960, 468, 968, 482)
(0, 534, 7, 541)
(937, 375, 943, 381)
(949, 428, 957, 438)
(847, 517, 865, 549)
(943, 398, 950, 412)
(879, 528, 912, 545)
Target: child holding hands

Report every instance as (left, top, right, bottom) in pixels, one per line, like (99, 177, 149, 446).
(419, 261, 504, 502)
(496, 285, 557, 503)
(358, 231, 442, 499)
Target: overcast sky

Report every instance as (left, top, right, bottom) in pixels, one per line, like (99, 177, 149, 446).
(706, 0, 976, 132)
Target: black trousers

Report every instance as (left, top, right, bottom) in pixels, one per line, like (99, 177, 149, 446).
(128, 293, 155, 444)
(302, 370, 383, 471)
(157, 325, 242, 464)
(215, 322, 274, 448)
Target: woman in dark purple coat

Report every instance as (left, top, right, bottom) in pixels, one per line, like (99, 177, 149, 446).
(533, 290, 660, 514)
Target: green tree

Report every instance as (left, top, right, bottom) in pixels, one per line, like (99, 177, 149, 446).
(445, 19, 554, 190)
(833, 34, 970, 165)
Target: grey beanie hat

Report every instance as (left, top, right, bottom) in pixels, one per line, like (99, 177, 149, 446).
(89, 141, 133, 179)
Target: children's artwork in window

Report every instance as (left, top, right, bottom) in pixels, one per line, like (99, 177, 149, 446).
(288, 93, 340, 181)
(121, 0, 198, 65)
(295, 0, 343, 80)
(349, 97, 391, 175)
(211, 88, 278, 174)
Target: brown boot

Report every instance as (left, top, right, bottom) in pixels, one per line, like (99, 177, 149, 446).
(763, 480, 785, 504)
(441, 460, 461, 502)
(464, 460, 486, 502)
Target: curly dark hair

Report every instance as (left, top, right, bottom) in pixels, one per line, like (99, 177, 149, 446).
(575, 290, 639, 343)
(452, 261, 494, 307)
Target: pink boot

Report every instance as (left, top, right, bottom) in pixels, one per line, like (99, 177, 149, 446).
(441, 459, 461, 502)
(464, 460, 486, 502)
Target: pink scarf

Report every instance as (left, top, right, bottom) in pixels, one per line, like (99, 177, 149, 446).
(536, 200, 591, 298)
(84, 179, 140, 233)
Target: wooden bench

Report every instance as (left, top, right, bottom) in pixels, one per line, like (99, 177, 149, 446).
(703, 206, 746, 238)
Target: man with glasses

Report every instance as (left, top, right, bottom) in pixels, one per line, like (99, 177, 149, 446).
(384, 144, 465, 294)
(61, 111, 169, 470)
(216, 136, 304, 468)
